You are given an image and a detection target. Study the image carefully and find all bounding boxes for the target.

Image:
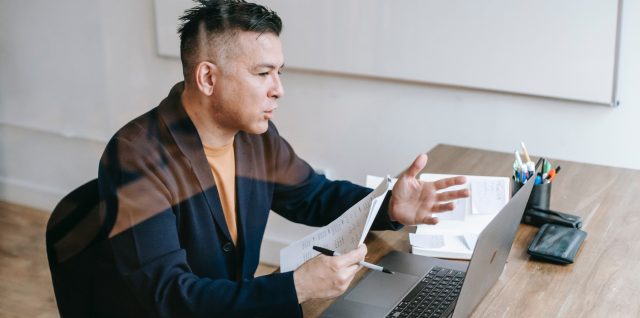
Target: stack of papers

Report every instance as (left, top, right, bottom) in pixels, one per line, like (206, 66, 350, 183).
(410, 173, 510, 260)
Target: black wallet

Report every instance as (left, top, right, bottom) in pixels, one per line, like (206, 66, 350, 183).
(528, 223, 587, 264)
(522, 207, 583, 229)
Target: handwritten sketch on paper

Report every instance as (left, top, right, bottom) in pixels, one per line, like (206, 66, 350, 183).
(279, 177, 391, 272)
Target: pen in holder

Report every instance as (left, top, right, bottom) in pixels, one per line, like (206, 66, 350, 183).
(512, 176, 551, 210)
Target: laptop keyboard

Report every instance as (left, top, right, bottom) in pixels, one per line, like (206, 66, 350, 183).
(386, 266, 465, 318)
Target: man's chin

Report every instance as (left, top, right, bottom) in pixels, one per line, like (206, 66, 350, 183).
(243, 122, 269, 135)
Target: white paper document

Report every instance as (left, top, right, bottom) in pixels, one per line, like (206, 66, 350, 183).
(469, 178, 508, 215)
(419, 173, 509, 219)
(279, 177, 392, 272)
(409, 233, 445, 249)
(411, 173, 510, 259)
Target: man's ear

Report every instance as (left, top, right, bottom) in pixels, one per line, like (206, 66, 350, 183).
(195, 61, 218, 96)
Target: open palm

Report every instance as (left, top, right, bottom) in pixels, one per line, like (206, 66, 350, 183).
(389, 154, 469, 225)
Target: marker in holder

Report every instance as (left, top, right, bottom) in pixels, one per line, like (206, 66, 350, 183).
(512, 177, 551, 210)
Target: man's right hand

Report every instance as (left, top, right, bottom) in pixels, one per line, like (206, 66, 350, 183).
(293, 244, 367, 303)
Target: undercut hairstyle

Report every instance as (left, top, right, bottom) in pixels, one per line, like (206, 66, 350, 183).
(177, 0, 282, 82)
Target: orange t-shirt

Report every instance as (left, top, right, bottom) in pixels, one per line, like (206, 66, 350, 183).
(203, 142, 237, 245)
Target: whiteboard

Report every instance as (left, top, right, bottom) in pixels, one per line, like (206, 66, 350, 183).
(154, 0, 621, 105)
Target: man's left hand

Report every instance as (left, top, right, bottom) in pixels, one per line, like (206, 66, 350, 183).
(389, 154, 469, 225)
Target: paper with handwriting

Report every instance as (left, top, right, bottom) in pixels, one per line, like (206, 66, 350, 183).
(279, 177, 391, 272)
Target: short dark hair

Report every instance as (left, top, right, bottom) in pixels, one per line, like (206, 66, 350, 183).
(177, 0, 282, 81)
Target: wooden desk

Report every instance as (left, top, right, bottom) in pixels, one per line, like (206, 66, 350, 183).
(303, 144, 640, 317)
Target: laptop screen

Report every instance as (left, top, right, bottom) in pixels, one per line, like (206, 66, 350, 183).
(451, 177, 535, 318)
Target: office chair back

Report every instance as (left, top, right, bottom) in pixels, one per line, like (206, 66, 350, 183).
(46, 179, 108, 317)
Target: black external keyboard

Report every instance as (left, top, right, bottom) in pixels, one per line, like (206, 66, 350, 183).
(386, 266, 465, 318)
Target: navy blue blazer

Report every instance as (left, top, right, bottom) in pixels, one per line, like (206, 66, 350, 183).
(95, 83, 400, 317)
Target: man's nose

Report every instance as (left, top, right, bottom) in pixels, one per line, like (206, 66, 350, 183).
(269, 74, 284, 99)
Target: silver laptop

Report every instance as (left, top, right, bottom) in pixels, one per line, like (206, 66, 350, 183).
(321, 177, 535, 318)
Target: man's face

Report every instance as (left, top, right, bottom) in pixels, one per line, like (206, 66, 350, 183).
(210, 31, 285, 135)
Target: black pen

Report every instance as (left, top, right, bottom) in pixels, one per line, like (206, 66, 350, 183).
(312, 246, 394, 274)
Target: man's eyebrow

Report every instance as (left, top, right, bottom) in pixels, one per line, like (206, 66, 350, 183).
(255, 63, 285, 69)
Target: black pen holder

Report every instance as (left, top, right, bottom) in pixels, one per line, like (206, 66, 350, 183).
(512, 178, 551, 210)
(512, 177, 583, 228)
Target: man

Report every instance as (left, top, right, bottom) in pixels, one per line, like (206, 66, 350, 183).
(96, 0, 468, 317)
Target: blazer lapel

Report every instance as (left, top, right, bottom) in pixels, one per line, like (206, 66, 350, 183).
(234, 134, 255, 267)
(233, 135, 255, 242)
(157, 82, 233, 244)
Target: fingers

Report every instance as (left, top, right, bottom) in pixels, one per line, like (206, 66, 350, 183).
(413, 202, 453, 225)
(436, 188, 469, 202)
(404, 154, 428, 179)
(293, 245, 369, 303)
(330, 246, 366, 295)
(417, 203, 452, 224)
(431, 202, 455, 212)
(433, 176, 467, 190)
(421, 215, 439, 225)
(335, 244, 367, 267)
(430, 176, 469, 203)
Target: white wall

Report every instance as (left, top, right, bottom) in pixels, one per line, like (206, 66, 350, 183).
(0, 0, 181, 210)
(277, 0, 639, 181)
(1, 0, 638, 265)
(261, 0, 640, 265)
